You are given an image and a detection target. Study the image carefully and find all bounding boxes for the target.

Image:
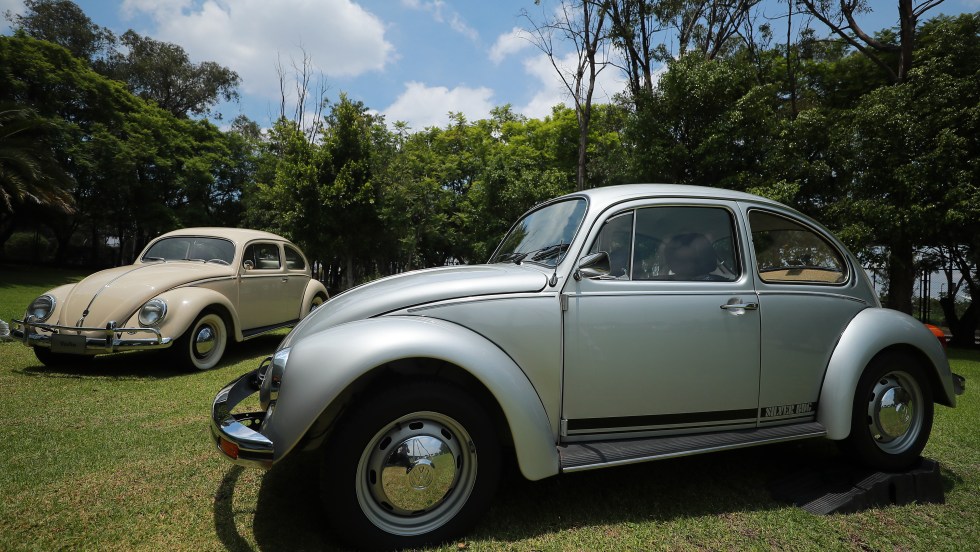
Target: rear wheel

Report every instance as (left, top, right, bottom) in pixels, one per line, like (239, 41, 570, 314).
(173, 311, 228, 370)
(842, 351, 933, 471)
(308, 293, 326, 315)
(321, 381, 500, 550)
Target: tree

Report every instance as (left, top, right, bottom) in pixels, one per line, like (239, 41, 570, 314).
(799, 0, 952, 314)
(4, 0, 114, 63)
(0, 104, 75, 245)
(1, 34, 246, 264)
(107, 30, 241, 119)
(320, 95, 385, 288)
(524, 0, 610, 191)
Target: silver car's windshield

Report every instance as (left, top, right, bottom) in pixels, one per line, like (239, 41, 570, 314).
(142, 237, 236, 265)
(490, 198, 587, 267)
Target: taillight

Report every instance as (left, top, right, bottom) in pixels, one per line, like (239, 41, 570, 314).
(924, 324, 947, 349)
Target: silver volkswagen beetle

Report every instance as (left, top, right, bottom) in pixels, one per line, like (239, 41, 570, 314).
(211, 185, 962, 549)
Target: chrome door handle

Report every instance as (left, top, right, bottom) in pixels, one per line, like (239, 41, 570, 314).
(281, 277, 288, 282)
(721, 302, 758, 310)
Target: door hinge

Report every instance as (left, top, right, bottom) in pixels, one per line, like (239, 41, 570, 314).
(560, 294, 569, 312)
(560, 418, 569, 437)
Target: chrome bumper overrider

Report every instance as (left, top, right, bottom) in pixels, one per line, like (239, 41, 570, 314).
(12, 317, 171, 354)
(210, 364, 275, 469)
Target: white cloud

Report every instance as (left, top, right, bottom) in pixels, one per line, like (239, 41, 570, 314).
(123, 0, 394, 102)
(489, 27, 532, 64)
(383, 81, 495, 130)
(519, 51, 627, 120)
(401, 0, 477, 41)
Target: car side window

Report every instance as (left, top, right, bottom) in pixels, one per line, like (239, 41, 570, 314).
(284, 246, 306, 270)
(749, 210, 847, 284)
(587, 206, 739, 281)
(243, 243, 281, 270)
(588, 211, 635, 279)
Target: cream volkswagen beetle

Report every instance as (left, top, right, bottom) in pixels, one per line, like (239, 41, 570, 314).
(14, 227, 327, 370)
(211, 185, 962, 550)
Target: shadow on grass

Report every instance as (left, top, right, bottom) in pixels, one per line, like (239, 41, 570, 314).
(214, 438, 936, 550)
(215, 453, 349, 551)
(13, 333, 282, 380)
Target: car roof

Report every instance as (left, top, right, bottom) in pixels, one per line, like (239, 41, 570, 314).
(564, 184, 784, 209)
(157, 227, 289, 244)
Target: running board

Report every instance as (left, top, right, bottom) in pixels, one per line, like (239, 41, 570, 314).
(559, 422, 827, 472)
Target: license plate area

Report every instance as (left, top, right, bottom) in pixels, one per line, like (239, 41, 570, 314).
(50, 333, 89, 354)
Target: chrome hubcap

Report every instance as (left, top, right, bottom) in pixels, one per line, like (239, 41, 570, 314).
(194, 324, 216, 357)
(356, 412, 478, 536)
(867, 371, 922, 453)
(380, 435, 455, 512)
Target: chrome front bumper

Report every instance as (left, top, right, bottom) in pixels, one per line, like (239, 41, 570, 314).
(12, 317, 171, 354)
(210, 363, 275, 469)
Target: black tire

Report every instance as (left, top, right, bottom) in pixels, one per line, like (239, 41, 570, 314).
(841, 351, 934, 471)
(33, 347, 95, 367)
(321, 381, 500, 550)
(172, 311, 228, 371)
(308, 293, 326, 316)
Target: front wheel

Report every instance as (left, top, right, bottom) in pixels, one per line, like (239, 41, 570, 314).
(321, 382, 500, 550)
(172, 311, 228, 370)
(33, 347, 95, 368)
(842, 351, 934, 471)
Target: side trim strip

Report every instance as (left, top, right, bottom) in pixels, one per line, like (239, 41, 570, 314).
(560, 422, 826, 472)
(566, 408, 758, 432)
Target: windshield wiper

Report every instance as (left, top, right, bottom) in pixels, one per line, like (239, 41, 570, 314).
(530, 243, 569, 261)
(496, 243, 570, 265)
(495, 252, 529, 264)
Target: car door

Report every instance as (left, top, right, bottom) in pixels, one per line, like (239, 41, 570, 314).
(562, 200, 762, 437)
(745, 208, 868, 425)
(282, 244, 312, 319)
(238, 241, 291, 330)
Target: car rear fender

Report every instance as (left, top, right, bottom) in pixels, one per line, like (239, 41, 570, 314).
(299, 280, 329, 318)
(148, 287, 241, 342)
(818, 308, 955, 440)
(266, 316, 560, 481)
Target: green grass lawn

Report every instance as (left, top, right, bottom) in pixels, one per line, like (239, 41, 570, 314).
(1, 266, 978, 551)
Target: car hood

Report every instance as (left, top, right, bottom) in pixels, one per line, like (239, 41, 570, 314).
(54, 262, 232, 329)
(281, 264, 549, 347)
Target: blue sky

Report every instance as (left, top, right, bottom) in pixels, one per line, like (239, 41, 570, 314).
(3, 0, 979, 131)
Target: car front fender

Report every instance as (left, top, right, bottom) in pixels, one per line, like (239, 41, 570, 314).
(818, 308, 955, 440)
(266, 316, 560, 481)
(142, 287, 241, 342)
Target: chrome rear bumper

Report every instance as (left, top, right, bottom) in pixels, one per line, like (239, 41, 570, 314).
(12, 317, 171, 354)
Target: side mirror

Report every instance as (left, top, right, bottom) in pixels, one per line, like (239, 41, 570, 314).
(574, 251, 610, 281)
(243, 260, 254, 271)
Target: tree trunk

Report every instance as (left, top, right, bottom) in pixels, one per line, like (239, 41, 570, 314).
(940, 296, 978, 348)
(886, 240, 915, 314)
(344, 255, 354, 291)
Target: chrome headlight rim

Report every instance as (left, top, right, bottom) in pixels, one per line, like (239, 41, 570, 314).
(261, 347, 290, 408)
(138, 298, 168, 327)
(27, 294, 56, 322)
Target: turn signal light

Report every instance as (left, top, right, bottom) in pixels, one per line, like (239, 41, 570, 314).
(924, 324, 947, 349)
(220, 438, 239, 459)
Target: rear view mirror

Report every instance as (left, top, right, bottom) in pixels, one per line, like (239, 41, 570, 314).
(574, 251, 610, 280)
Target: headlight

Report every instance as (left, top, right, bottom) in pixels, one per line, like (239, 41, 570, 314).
(27, 294, 56, 322)
(261, 347, 290, 408)
(138, 298, 168, 326)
